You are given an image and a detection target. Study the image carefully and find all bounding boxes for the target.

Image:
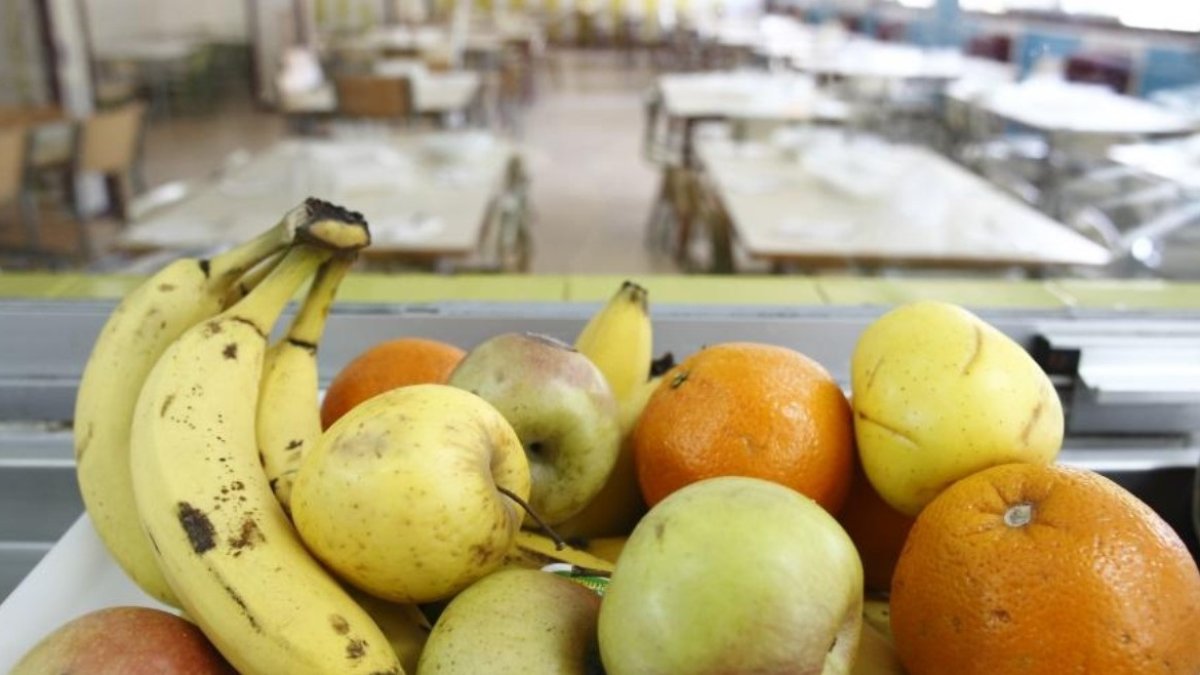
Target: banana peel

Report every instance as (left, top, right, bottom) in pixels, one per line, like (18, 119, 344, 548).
(863, 597, 894, 642)
(580, 536, 628, 564)
(853, 620, 905, 675)
(352, 591, 432, 675)
(506, 531, 616, 574)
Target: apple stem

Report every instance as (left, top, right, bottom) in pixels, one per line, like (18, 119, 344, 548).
(497, 486, 568, 550)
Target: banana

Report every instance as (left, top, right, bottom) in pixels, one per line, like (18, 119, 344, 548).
(852, 621, 904, 675)
(574, 280, 653, 404)
(505, 531, 616, 574)
(74, 205, 307, 606)
(129, 205, 399, 675)
(257, 255, 354, 513)
(351, 590, 432, 675)
(222, 249, 285, 309)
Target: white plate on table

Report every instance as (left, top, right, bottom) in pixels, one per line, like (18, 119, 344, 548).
(373, 214, 444, 244)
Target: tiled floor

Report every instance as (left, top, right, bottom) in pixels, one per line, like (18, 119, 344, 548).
(0, 51, 680, 274)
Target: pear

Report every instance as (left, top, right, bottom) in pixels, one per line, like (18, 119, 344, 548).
(416, 568, 601, 675)
(851, 301, 1064, 516)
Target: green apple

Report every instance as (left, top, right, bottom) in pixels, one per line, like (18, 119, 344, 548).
(416, 568, 601, 675)
(291, 384, 532, 603)
(448, 332, 621, 525)
(555, 373, 661, 539)
(599, 477, 863, 675)
(850, 301, 1064, 516)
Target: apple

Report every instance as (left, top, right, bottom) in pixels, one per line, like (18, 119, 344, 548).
(11, 606, 235, 674)
(448, 332, 621, 525)
(555, 372, 662, 539)
(416, 568, 601, 675)
(599, 476, 863, 675)
(291, 384, 532, 603)
(850, 300, 1064, 515)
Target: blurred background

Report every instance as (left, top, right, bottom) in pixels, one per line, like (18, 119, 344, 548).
(0, 0, 1197, 279)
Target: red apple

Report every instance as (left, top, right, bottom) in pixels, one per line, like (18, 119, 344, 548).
(11, 606, 234, 674)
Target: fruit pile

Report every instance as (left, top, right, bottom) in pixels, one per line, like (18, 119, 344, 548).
(13, 202, 1200, 674)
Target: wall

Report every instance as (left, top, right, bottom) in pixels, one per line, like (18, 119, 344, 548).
(0, 0, 48, 106)
(83, 0, 248, 47)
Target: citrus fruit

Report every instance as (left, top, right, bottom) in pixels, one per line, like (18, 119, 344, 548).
(320, 338, 465, 428)
(631, 342, 854, 513)
(891, 462, 1200, 675)
(837, 459, 915, 593)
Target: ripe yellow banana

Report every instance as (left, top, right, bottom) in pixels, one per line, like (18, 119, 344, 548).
(222, 249, 285, 309)
(574, 281, 652, 404)
(129, 207, 398, 675)
(506, 531, 616, 574)
(74, 206, 306, 606)
(257, 255, 354, 513)
(351, 590, 432, 674)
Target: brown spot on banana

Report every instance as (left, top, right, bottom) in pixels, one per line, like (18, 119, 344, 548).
(346, 638, 367, 660)
(160, 394, 176, 418)
(221, 581, 262, 632)
(177, 502, 216, 554)
(330, 614, 350, 635)
(222, 343, 238, 360)
(228, 518, 266, 552)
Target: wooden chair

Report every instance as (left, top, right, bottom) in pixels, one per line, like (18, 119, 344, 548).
(334, 75, 414, 121)
(72, 101, 148, 259)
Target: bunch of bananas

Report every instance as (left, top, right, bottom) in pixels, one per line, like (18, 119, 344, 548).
(73, 199, 662, 672)
(73, 199, 414, 675)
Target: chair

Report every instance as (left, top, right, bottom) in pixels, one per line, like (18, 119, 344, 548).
(72, 101, 148, 259)
(1065, 52, 1133, 94)
(334, 75, 414, 121)
(0, 126, 41, 251)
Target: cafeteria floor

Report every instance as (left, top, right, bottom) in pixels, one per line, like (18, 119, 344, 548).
(21, 51, 681, 275)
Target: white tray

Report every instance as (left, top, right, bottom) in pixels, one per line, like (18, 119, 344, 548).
(0, 515, 166, 671)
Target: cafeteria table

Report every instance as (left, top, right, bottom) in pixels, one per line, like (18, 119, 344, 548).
(658, 72, 850, 166)
(949, 78, 1199, 215)
(281, 71, 483, 123)
(117, 133, 515, 269)
(695, 135, 1113, 273)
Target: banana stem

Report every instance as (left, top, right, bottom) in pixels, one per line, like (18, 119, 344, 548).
(285, 254, 356, 346)
(223, 249, 287, 309)
(229, 246, 331, 335)
(205, 211, 298, 289)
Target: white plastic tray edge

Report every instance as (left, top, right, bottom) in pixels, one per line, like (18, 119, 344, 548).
(0, 515, 166, 671)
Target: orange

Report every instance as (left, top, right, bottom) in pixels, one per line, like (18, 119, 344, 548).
(320, 338, 466, 429)
(891, 462, 1200, 675)
(631, 342, 854, 514)
(837, 458, 915, 593)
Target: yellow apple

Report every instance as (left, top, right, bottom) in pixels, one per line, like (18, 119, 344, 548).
(291, 384, 531, 603)
(851, 301, 1063, 516)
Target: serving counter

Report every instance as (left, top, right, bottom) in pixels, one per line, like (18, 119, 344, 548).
(0, 273, 1197, 669)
